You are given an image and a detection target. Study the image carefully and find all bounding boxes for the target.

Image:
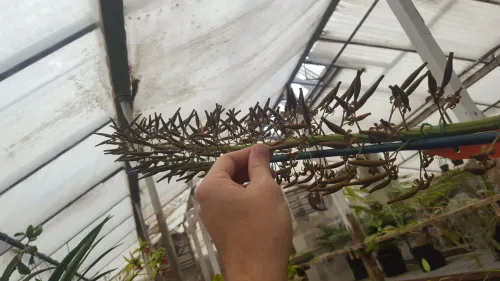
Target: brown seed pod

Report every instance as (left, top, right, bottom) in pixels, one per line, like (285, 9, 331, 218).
(368, 177, 392, 193)
(405, 71, 428, 97)
(441, 52, 454, 92)
(320, 173, 352, 184)
(283, 177, 299, 189)
(427, 71, 438, 98)
(321, 117, 349, 136)
(401, 62, 428, 90)
(355, 113, 371, 121)
(387, 188, 419, 204)
(333, 96, 352, 114)
(346, 171, 389, 188)
(356, 75, 385, 110)
(318, 81, 341, 109)
(285, 85, 297, 112)
(353, 69, 363, 101)
(320, 180, 350, 195)
(297, 172, 315, 184)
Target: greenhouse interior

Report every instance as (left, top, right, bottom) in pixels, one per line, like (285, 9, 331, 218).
(2, 0, 500, 281)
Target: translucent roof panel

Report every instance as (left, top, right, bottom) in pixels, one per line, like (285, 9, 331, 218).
(0, 31, 114, 192)
(124, 0, 331, 116)
(0, 0, 98, 65)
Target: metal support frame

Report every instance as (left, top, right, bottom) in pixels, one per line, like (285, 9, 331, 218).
(387, 0, 499, 168)
(190, 196, 222, 275)
(306, 0, 379, 107)
(272, 0, 340, 109)
(185, 210, 211, 281)
(98, 0, 183, 280)
(387, 0, 484, 122)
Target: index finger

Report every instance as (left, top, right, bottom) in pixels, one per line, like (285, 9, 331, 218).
(205, 147, 251, 180)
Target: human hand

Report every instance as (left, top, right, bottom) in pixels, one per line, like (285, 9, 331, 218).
(195, 144, 293, 281)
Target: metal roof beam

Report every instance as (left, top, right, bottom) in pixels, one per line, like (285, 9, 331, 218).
(317, 37, 482, 64)
(271, 0, 341, 109)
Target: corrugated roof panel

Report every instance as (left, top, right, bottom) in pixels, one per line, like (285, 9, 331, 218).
(0, 0, 96, 64)
(126, 0, 329, 116)
(430, 1, 500, 59)
(467, 68, 500, 105)
(0, 31, 114, 192)
(323, 0, 447, 52)
(0, 125, 120, 237)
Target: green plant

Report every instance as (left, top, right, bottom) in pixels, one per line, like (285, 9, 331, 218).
(315, 224, 352, 252)
(1, 217, 117, 281)
(121, 240, 169, 281)
(212, 274, 224, 281)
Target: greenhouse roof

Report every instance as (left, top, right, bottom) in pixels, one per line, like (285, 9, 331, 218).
(1, 0, 500, 278)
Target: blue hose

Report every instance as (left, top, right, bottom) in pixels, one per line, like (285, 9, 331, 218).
(271, 132, 499, 162)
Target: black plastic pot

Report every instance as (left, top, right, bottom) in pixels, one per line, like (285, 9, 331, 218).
(451, 159, 464, 166)
(410, 244, 447, 272)
(377, 247, 407, 277)
(440, 164, 449, 172)
(345, 255, 368, 281)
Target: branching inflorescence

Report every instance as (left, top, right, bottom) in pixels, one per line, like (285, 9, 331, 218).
(97, 52, 499, 204)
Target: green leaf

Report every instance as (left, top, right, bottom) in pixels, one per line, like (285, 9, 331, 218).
(17, 262, 31, 275)
(33, 226, 43, 237)
(89, 269, 116, 281)
(80, 244, 122, 279)
(364, 234, 378, 253)
(14, 232, 25, 237)
(21, 267, 56, 281)
(26, 226, 34, 239)
(212, 274, 225, 281)
(48, 216, 111, 281)
(422, 258, 431, 272)
(0, 254, 21, 281)
(24, 246, 38, 254)
(59, 217, 111, 281)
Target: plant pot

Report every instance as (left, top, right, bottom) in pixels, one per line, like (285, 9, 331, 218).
(345, 255, 368, 281)
(410, 244, 447, 272)
(377, 247, 407, 277)
(440, 164, 449, 172)
(451, 159, 464, 166)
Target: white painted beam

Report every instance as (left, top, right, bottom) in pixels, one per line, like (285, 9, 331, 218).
(387, 0, 484, 122)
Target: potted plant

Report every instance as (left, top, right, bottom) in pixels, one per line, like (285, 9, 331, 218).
(315, 224, 368, 280)
(409, 226, 447, 272)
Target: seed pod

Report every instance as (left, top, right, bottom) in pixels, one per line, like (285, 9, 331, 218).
(395, 85, 410, 109)
(325, 161, 347, 169)
(276, 166, 292, 176)
(349, 158, 394, 167)
(333, 96, 351, 113)
(320, 181, 350, 195)
(401, 62, 428, 90)
(318, 81, 341, 109)
(320, 173, 351, 184)
(355, 113, 371, 121)
(307, 177, 324, 191)
(283, 178, 298, 189)
(427, 71, 438, 97)
(284, 123, 308, 130)
(345, 171, 389, 187)
(319, 141, 351, 149)
(405, 72, 428, 97)
(321, 117, 348, 136)
(285, 86, 297, 112)
(441, 52, 454, 91)
(353, 69, 363, 101)
(357, 75, 385, 110)
(297, 172, 315, 184)
(368, 177, 392, 193)
(387, 188, 419, 204)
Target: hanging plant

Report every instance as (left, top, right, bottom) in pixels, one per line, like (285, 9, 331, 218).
(98, 53, 500, 204)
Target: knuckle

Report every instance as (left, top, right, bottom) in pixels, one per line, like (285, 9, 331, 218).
(194, 182, 211, 202)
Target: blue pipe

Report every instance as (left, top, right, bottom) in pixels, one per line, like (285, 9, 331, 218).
(270, 132, 499, 162)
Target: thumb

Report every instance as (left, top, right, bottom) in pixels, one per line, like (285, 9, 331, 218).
(248, 144, 273, 181)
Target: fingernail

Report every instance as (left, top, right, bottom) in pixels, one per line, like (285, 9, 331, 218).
(251, 144, 270, 160)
